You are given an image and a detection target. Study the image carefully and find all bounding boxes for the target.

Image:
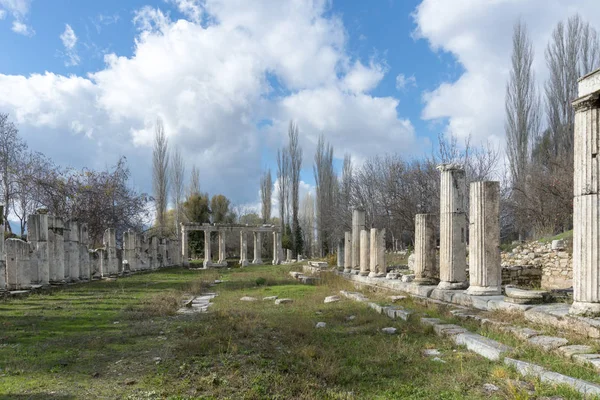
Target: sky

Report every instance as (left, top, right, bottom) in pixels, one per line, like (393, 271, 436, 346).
(1, 0, 599, 217)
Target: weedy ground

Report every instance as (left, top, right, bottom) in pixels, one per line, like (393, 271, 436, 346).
(0, 264, 586, 399)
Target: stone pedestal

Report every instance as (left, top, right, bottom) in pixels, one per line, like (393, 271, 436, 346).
(352, 208, 366, 275)
(103, 228, 118, 276)
(65, 220, 80, 282)
(437, 164, 468, 290)
(48, 216, 65, 284)
(123, 229, 136, 272)
(217, 231, 227, 265)
(359, 229, 370, 276)
(28, 213, 49, 285)
(465, 181, 501, 296)
(6, 239, 32, 290)
(286, 249, 292, 262)
(343, 232, 352, 273)
(239, 231, 249, 267)
(252, 231, 263, 264)
(79, 223, 90, 280)
(413, 214, 438, 285)
(337, 239, 344, 270)
(369, 228, 386, 277)
(571, 75, 600, 315)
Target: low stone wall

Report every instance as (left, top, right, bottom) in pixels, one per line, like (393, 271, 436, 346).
(501, 241, 572, 290)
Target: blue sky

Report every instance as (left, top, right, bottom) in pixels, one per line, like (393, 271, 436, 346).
(0, 0, 598, 214)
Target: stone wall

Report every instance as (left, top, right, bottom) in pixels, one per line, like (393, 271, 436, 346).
(501, 241, 572, 290)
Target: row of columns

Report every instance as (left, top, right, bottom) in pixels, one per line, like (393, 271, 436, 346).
(341, 209, 386, 277)
(181, 225, 283, 268)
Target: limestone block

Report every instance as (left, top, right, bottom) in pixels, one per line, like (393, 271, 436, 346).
(453, 332, 512, 361)
(6, 239, 33, 290)
(413, 213, 438, 284)
(527, 335, 569, 351)
(343, 231, 352, 273)
(351, 208, 365, 273)
(359, 229, 370, 276)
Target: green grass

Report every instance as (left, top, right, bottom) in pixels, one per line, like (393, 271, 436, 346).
(539, 230, 573, 244)
(0, 266, 588, 399)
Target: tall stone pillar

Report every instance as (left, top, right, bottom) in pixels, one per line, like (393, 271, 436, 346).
(203, 230, 212, 268)
(79, 223, 90, 280)
(103, 228, 118, 276)
(413, 214, 438, 285)
(0, 230, 5, 291)
(181, 225, 189, 267)
(252, 231, 263, 264)
(369, 228, 379, 277)
(337, 238, 344, 270)
(286, 249, 292, 262)
(123, 229, 136, 273)
(465, 181, 501, 296)
(571, 70, 600, 315)
(272, 231, 281, 265)
(28, 213, 49, 286)
(63, 222, 71, 282)
(343, 232, 352, 273)
(352, 208, 366, 274)
(376, 229, 386, 277)
(65, 220, 80, 282)
(48, 216, 65, 284)
(239, 230, 249, 267)
(150, 236, 159, 270)
(437, 164, 468, 290)
(6, 239, 32, 290)
(217, 231, 227, 265)
(359, 229, 370, 276)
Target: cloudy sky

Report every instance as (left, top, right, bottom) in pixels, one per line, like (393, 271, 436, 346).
(0, 0, 599, 212)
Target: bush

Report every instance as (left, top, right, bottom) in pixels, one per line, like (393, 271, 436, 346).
(255, 277, 266, 286)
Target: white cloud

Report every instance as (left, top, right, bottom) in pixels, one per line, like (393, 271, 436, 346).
(0, 9, 6, 19)
(413, 0, 600, 148)
(0, 0, 417, 206)
(11, 20, 34, 36)
(60, 24, 80, 66)
(395, 73, 416, 91)
(169, 0, 202, 23)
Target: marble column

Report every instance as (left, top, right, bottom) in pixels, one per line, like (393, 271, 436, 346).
(150, 236, 159, 270)
(28, 212, 49, 286)
(465, 181, 501, 296)
(571, 71, 600, 315)
(65, 220, 80, 282)
(79, 223, 90, 280)
(286, 249, 292, 262)
(352, 208, 366, 274)
(413, 214, 438, 285)
(252, 231, 263, 264)
(63, 222, 71, 282)
(123, 229, 136, 273)
(203, 230, 212, 268)
(359, 229, 370, 276)
(217, 231, 227, 265)
(272, 231, 281, 265)
(0, 228, 5, 291)
(239, 230, 249, 267)
(437, 164, 468, 290)
(369, 228, 379, 277)
(377, 228, 386, 277)
(48, 216, 65, 284)
(181, 225, 189, 267)
(343, 232, 352, 273)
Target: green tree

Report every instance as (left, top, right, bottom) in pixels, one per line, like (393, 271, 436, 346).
(211, 194, 234, 223)
(183, 193, 210, 223)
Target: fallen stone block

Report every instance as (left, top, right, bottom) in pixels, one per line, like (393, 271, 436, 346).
(453, 333, 513, 361)
(422, 349, 441, 357)
(503, 327, 542, 340)
(324, 295, 340, 303)
(527, 335, 569, 351)
(558, 345, 595, 359)
(433, 324, 468, 337)
(240, 296, 258, 302)
(388, 295, 407, 302)
(401, 274, 415, 283)
(420, 317, 443, 327)
(263, 296, 278, 301)
(315, 322, 326, 329)
(275, 298, 293, 305)
(381, 327, 397, 334)
(573, 354, 600, 371)
(505, 285, 551, 304)
(368, 302, 384, 314)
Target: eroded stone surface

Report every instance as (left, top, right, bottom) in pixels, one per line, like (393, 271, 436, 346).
(381, 327, 397, 334)
(240, 296, 258, 302)
(527, 335, 569, 351)
(324, 295, 341, 303)
(274, 298, 293, 305)
(557, 345, 595, 358)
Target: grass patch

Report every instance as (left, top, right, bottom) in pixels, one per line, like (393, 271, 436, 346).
(0, 266, 589, 399)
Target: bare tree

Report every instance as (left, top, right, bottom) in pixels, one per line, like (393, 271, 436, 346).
(152, 118, 169, 237)
(170, 146, 185, 238)
(0, 113, 26, 232)
(299, 192, 315, 257)
(276, 147, 290, 234)
(313, 134, 335, 256)
(188, 164, 200, 196)
(505, 20, 541, 186)
(260, 169, 272, 223)
(288, 121, 303, 256)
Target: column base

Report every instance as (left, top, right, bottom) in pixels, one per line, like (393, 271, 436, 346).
(368, 271, 378, 278)
(351, 269, 360, 275)
(570, 301, 600, 316)
(203, 261, 214, 268)
(437, 281, 468, 290)
(343, 268, 352, 274)
(359, 270, 370, 276)
(252, 259, 263, 265)
(240, 260, 249, 267)
(413, 278, 439, 286)
(464, 285, 501, 296)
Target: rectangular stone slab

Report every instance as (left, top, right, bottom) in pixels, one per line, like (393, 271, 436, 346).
(453, 332, 513, 361)
(578, 68, 600, 97)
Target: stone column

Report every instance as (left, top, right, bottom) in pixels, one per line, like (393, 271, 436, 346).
(103, 228, 118, 276)
(65, 220, 80, 282)
(413, 214, 438, 285)
(181, 225, 189, 267)
(337, 239, 344, 270)
(343, 232, 352, 273)
(352, 208, 366, 274)
(239, 230, 249, 267)
(465, 181, 501, 296)
(437, 164, 468, 290)
(272, 231, 281, 265)
(63, 222, 71, 282)
(150, 236, 159, 270)
(159, 238, 167, 268)
(123, 229, 136, 273)
(0, 230, 5, 291)
(217, 231, 227, 265)
(252, 231, 263, 264)
(6, 239, 33, 290)
(203, 230, 212, 268)
(571, 72, 600, 315)
(79, 223, 90, 280)
(28, 213, 49, 286)
(377, 228, 386, 277)
(369, 228, 378, 277)
(286, 249, 292, 262)
(48, 216, 65, 284)
(359, 229, 370, 276)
